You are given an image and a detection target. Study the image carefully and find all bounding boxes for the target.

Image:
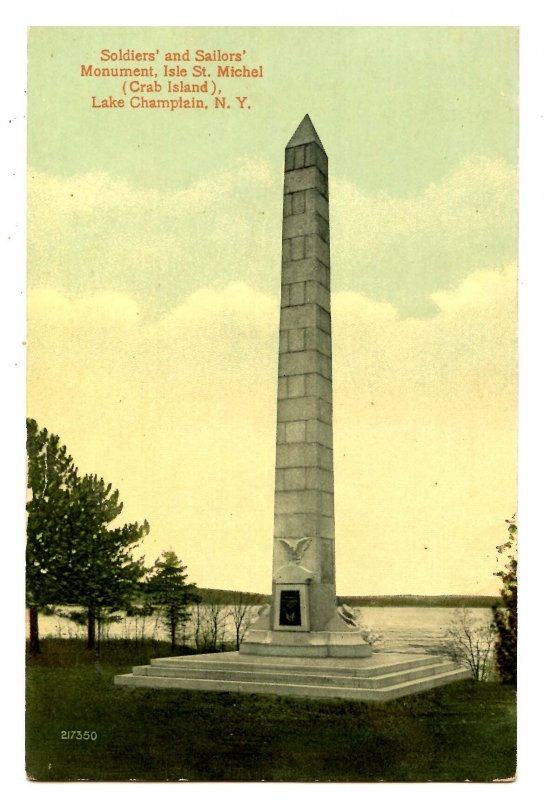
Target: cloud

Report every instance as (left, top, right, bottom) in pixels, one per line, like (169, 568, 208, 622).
(28, 155, 517, 318)
(331, 156, 517, 314)
(27, 267, 516, 596)
(430, 262, 516, 315)
(28, 161, 280, 312)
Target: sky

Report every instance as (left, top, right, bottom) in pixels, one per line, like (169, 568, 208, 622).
(27, 26, 518, 596)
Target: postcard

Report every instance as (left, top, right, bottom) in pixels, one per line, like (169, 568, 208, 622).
(25, 26, 517, 782)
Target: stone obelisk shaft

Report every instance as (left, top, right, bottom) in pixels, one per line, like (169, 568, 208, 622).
(272, 115, 336, 631)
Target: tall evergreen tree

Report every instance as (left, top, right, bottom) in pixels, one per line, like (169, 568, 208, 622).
(62, 474, 149, 649)
(26, 418, 78, 653)
(146, 551, 198, 651)
(26, 419, 149, 652)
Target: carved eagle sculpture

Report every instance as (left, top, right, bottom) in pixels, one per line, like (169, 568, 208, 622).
(279, 537, 312, 565)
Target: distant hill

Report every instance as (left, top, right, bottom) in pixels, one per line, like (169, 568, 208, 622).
(337, 594, 501, 608)
(196, 588, 270, 605)
(195, 590, 501, 608)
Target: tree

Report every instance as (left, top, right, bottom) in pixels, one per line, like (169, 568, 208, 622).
(146, 551, 198, 652)
(441, 608, 497, 681)
(228, 592, 265, 650)
(26, 419, 149, 652)
(198, 592, 229, 651)
(61, 474, 149, 649)
(493, 516, 517, 686)
(26, 418, 78, 654)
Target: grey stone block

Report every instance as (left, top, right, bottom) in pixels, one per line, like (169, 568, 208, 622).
(294, 144, 306, 169)
(305, 372, 333, 403)
(303, 141, 328, 175)
(305, 467, 334, 492)
(319, 538, 335, 583)
(304, 233, 330, 267)
(276, 422, 286, 444)
(278, 350, 331, 379)
(319, 215, 330, 244)
(281, 258, 330, 289)
(283, 211, 325, 240)
(290, 236, 305, 261)
(308, 583, 337, 630)
(287, 374, 306, 397)
(274, 511, 334, 539)
(275, 441, 320, 468)
(317, 444, 334, 471)
(277, 395, 332, 425)
(277, 396, 320, 422)
(305, 188, 329, 221)
(285, 147, 295, 172)
(316, 351, 332, 380)
(280, 303, 319, 331)
(275, 440, 333, 470)
(316, 305, 331, 333)
(288, 282, 305, 306)
(306, 418, 333, 448)
(288, 328, 305, 351)
(280, 467, 306, 491)
(274, 489, 325, 515)
(283, 193, 293, 217)
(305, 326, 332, 356)
(292, 190, 306, 214)
(280, 285, 290, 308)
(278, 351, 312, 378)
(285, 420, 306, 443)
(320, 491, 334, 517)
(284, 166, 328, 196)
(305, 280, 331, 312)
(282, 238, 290, 263)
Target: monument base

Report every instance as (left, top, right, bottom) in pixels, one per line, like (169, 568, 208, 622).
(240, 628, 372, 658)
(239, 603, 372, 658)
(114, 651, 472, 701)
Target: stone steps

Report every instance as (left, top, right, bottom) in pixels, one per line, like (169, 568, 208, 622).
(149, 652, 442, 677)
(133, 660, 458, 689)
(115, 652, 472, 701)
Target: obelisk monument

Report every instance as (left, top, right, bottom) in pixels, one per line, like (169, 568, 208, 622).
(242, 115, 371, 657)
(116, 115, 473, 695)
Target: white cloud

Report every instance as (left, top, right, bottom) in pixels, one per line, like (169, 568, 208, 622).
(430, 262, 516, 314)
(330, 156, 517, 314)
(28, 156, 517, 318)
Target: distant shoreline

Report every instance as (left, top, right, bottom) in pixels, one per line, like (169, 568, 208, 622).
(338, 595, 501, 608)
(196, 588, 502, 608)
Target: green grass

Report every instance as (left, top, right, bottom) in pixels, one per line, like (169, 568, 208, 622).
(26, 639, 516, 782)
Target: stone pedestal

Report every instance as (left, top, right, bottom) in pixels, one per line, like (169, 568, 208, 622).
(115, 652, 472, 700)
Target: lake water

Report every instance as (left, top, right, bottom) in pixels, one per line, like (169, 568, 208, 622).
(35, 605, 493, 655)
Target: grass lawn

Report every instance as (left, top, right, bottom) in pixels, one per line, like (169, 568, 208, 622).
(26, 639, 516, 782)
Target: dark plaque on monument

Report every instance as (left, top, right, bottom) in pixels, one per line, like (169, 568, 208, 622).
(278, 589, 302, 626)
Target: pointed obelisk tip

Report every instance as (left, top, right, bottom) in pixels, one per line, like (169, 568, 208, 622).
(287, 114, 326, 152)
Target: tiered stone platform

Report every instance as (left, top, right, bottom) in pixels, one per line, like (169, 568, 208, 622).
(114, 651, 471, 702)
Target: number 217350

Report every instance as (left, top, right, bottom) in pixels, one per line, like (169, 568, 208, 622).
(60, 730, 97, 741)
